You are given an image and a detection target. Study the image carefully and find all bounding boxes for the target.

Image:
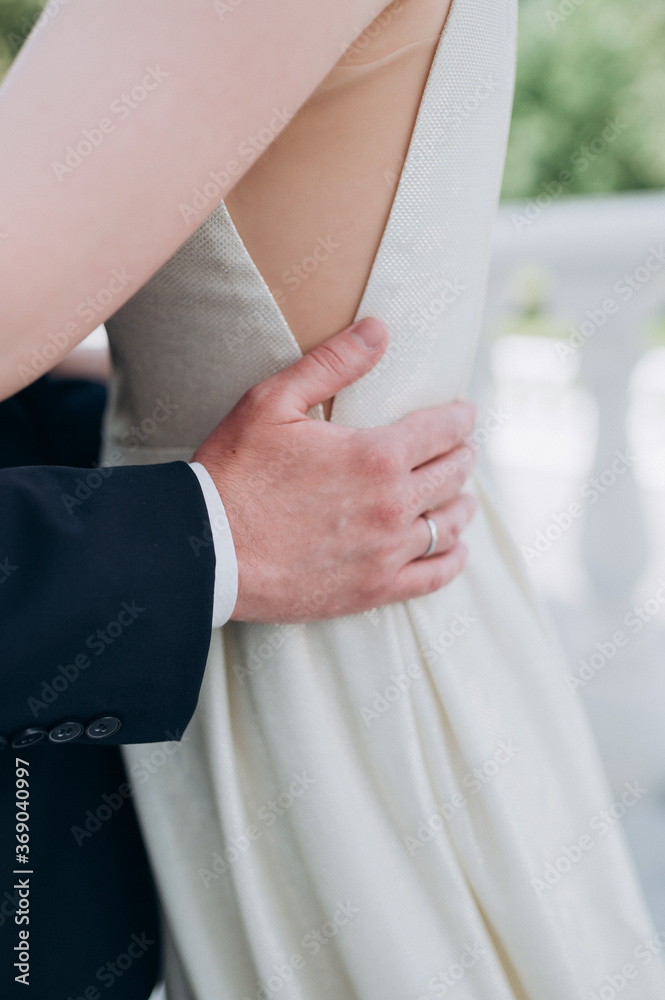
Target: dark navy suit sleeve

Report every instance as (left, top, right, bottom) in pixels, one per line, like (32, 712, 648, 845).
(0, 378, 216, 750)
(0, 378, 216, 997)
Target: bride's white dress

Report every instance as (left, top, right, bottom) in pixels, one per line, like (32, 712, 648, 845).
(102, 0, 665, 996)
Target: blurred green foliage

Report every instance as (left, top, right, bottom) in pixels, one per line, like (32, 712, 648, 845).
(503, 0, 665, 198)
(2, 0, 664, 200)
(0, 0, 43, 80)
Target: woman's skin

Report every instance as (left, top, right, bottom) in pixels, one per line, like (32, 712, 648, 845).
(0, 0, 398, 399)
(225, 0, 453, 418)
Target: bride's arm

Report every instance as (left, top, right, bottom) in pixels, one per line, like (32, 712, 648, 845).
(0, 0, 390, 399)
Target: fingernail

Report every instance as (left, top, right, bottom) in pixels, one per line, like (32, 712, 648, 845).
(349, 318, 386, 350)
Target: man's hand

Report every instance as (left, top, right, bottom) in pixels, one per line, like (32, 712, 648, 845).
(193, 318, 477, 623)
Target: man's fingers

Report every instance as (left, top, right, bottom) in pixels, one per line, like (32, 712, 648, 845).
(389, 400, 476, 470)
(408, 443, 477, 514)
(390, 541, 469, 604)
(406, 493, 477, 562)
(388, 490, 476, 603)
(263, 318, 389, 417)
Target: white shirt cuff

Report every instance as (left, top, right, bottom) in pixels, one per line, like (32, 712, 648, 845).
(188, 461, 238, 628)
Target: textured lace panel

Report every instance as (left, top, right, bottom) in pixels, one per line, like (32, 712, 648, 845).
(223, 0, 454, 406)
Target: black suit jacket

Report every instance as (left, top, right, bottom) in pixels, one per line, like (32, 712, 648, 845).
(0, 378, 216, 999)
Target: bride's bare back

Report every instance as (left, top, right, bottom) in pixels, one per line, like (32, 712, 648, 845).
(225, 0, 452, 417)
